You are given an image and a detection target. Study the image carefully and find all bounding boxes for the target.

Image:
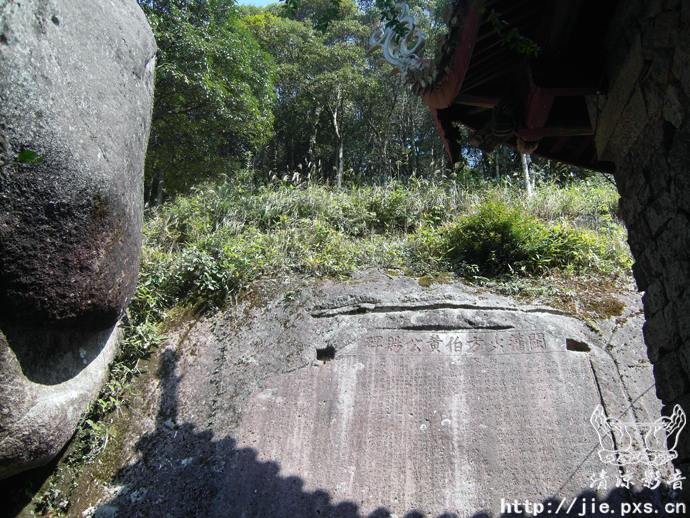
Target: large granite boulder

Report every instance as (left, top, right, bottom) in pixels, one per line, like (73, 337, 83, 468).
(0, 0, 154, 330)
(0, 326, 119, 479)
(0, 0, 155, 478)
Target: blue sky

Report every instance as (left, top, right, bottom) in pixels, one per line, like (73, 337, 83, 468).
(238, 0, 278, 7)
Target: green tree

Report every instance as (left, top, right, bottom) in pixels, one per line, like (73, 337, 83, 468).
(245, 3, 367, 187)
(244, 0, 447, 185)
(138, 0, 276, 204)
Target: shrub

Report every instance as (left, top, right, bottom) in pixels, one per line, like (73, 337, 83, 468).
(441, 199, 546, 274)
(437, 198, 630, 276)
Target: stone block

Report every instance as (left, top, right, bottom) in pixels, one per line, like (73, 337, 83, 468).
(676, 293, 690, 344)
(610, 87, 651, 163)
(672, 46, 690, 97)
(627, 212, 653, 257)
(668, 125, 690, 177)
(632, 251, 655, 291)
(645, 192, 675, 237)
(618, 190, 642, 224)
(663, 83, 686, 128)
(596, 34, 645, 159)
(654, 349, 690, 402)
(664, 259, 690, 301)
(642, 67, 667, 118)
(656, 216, 690, 267)
(644, 152, 672, 198)
(683, 0, 690, 22)
(646, 0, 665, 20)
(605, 0, 646, 74)
(632, 118, 670, 173)
(644, 302, 680, 362)
(652, 11, 681, 48)
(643, 278, 669, 317)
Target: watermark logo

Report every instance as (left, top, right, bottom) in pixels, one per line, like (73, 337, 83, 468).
(590, 404, 686, 467)
(588, 404, 686, 491)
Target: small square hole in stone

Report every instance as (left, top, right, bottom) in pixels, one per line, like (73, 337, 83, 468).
(316, 346, 335, 361)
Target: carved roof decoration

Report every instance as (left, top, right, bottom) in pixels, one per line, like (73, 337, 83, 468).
(367, 2, 467, 96)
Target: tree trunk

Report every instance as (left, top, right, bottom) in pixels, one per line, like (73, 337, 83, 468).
(307, 105, 322, 167)
(495, 148, 500, 179)
(520, 153, 533, 197)
(337, 137, 344, 189)
(409, 112, 417, 176)
(146, 168, 164, 207)
(330, 90, 344, 189)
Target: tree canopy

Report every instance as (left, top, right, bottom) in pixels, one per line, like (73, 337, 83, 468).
(139, 0, 275, 203)
(137, 0, 594, 203)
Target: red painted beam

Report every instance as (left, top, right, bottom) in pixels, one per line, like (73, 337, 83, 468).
(430, 107, 457, 163)
(420, 4, 482, 109)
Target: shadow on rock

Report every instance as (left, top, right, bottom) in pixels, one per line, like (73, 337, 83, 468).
(97, 350, 685, 518)
(1, 324, 116, 385)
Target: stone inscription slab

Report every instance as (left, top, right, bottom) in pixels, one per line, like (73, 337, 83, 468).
(237, 329, 609, 517)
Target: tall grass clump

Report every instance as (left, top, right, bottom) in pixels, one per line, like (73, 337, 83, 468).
(417, 190, 631, 276)
(525, 177, 621, 226)
(429, 196, 630, 276)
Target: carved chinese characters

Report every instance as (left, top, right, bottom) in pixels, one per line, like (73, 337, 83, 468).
(238, 328, 611, 516)
(213, 271, 665, 516)
(357, 330, 549, 356)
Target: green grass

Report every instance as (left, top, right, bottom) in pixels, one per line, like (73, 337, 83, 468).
(139, 176, 629, 313)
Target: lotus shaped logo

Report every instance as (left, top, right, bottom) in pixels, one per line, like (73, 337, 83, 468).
(590, 405, 686, 467)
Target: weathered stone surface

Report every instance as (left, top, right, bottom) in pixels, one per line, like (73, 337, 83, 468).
(609, 87, 650, 164)
(75, 272, 677, 517)
(663, 84, 685, 129)
(0, 0, 154, 479)
(0, 0, 155, 330)
(596, 33, 645, 160)
(0, 326, 118, 479)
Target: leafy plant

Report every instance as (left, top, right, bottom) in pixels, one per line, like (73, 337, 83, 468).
(16, 149, 45, 164)
(474, 2, 540, 56)
(138, 0, 276, 204)
(436, 197, 629, 276)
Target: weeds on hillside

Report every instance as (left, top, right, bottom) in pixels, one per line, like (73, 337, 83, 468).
(139, 177, 629, 310)
(431, 197, 629, 276)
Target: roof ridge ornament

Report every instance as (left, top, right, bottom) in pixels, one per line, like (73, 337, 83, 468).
(367, 3, 428, 77)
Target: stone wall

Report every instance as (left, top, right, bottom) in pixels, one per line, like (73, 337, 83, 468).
(595, 0, 690, 491)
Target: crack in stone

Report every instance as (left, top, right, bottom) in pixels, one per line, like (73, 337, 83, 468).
(397, 324, 515, 331)
(311, 302, 573, 318)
